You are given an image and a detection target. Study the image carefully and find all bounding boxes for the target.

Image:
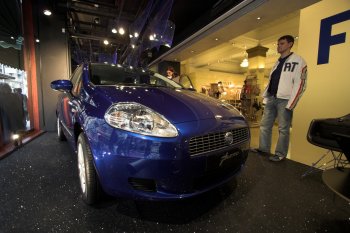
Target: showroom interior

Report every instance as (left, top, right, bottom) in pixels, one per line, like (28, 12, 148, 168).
(0, 0, 349, 232)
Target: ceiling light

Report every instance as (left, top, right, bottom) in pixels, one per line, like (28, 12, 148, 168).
(190, 50, 195, 53)
(35, 39, 40, 43)
(134, 32, 139, 38)
(131, 44, 135, 49)
(10, 36, 14, 39)
(94, 4, 99, 8)
(118, 27, 125, 35)
(257, 16, 261, 20)
(43, 9, 52, 16)
(129, 34, 133, 38)
(149, 35, 154, 41)
(215, 38, 219, 41)
(111, 28, 117, 34)
(164, 43, 171, 48)
(240, 58, 249, 68)
(94, 17, 100, 24)
(103, 40, 109, 45)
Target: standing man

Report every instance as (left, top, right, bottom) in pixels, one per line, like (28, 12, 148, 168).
(254, 35, 307, 162)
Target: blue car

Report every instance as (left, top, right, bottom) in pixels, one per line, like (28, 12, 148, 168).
(51, 63, 250, 204)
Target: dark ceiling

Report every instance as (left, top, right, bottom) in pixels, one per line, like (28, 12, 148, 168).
(0, 0, 243, 66)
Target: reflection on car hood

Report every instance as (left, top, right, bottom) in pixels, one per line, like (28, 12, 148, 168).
(95, 86, 243, 124)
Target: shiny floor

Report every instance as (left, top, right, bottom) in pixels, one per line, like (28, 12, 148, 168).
(0, 132, 349, 233)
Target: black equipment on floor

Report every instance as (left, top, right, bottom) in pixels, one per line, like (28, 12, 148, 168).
(307, 113, 350, 162)
(305, 114, 350, 201)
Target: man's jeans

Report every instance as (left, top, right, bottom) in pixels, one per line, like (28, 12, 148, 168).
(259, 97, 293, 157)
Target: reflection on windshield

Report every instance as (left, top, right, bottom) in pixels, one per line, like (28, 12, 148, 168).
(90, 64, 182, 89)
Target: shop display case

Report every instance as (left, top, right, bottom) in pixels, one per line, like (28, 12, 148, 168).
(0, 63, 29, 147)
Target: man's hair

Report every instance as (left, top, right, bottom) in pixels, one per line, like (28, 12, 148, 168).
(278, 35, 294, 47)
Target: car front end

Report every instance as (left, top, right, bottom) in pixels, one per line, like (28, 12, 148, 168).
(83, 86, 250, 200)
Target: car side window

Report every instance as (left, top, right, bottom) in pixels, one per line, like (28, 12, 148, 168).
(70, 66, 83, 97)
(179, 75, 194, 89)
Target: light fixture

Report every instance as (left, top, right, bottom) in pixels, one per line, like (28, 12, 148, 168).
(111, 28, 117, 34)
(35, 39, 40, 43)
(215, 38, 219, 41)
(240, 58, 249, 68)
(118, 27, 125, 35)
(94, 17, 100, 24)
(149, 35, 154, 41)
(43, 9, 52, 16)
(257, 16, 261, 20)
(103, 40, 109, 45)
(131, 44, 135, 49)
(12, 133, 22, 147)
(10, 36, 14, 39)
(134, 32, 139, 38)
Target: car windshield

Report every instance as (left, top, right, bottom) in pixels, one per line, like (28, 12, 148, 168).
(89, 63, 182, 88)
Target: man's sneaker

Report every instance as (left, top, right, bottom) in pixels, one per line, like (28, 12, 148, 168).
(269, 154, 286, 162)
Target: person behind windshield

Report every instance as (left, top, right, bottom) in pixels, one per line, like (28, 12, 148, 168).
(166, 67, 175, 80)
(166, 66, 180, 83)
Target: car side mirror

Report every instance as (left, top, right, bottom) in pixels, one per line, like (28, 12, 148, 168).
(50, 80, 73, 93)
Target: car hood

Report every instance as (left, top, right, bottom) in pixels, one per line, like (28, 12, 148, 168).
(95, 86, 244, 124)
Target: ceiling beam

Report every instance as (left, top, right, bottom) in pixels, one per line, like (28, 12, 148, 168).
(70, 32, 128, 44)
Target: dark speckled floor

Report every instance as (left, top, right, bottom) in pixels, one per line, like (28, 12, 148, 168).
(0, 132, 349, 233)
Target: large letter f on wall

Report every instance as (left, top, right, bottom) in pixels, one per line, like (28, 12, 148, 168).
(318, 10, 350, 65)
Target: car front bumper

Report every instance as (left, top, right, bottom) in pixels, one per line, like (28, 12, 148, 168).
(85, 118, 250, 200)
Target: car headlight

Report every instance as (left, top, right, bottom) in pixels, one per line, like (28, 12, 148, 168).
(104, 102, 178, 137)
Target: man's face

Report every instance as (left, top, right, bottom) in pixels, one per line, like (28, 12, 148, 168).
(277, 39, 293, 54)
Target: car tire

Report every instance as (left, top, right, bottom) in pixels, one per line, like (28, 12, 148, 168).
(57, 117, 66, 141)
(77, 133, 101, 205)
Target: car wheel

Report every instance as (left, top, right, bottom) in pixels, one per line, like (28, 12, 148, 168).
(57, 117, 66, 141)
(77, 133, 101, 205)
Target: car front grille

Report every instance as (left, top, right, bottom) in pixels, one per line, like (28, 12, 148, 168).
(188, 127, 249, 156)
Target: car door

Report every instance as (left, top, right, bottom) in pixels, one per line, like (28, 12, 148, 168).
(59, 65, 83, 139)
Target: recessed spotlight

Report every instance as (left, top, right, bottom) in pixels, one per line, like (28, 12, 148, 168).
(43, 9, 52, 16)
(118, 27, 125, 35)
(215, 38, 219, 41)
(190, 50, 195, 53)
(257, 16, 261, 20)
(131, 44, 135, 49)
(10, 36, 14, 39)
(35, 39, 40, 43)
(103, 40, 109, 45)
(111, 28, 117, 34)
(134, 32, 139, 38)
